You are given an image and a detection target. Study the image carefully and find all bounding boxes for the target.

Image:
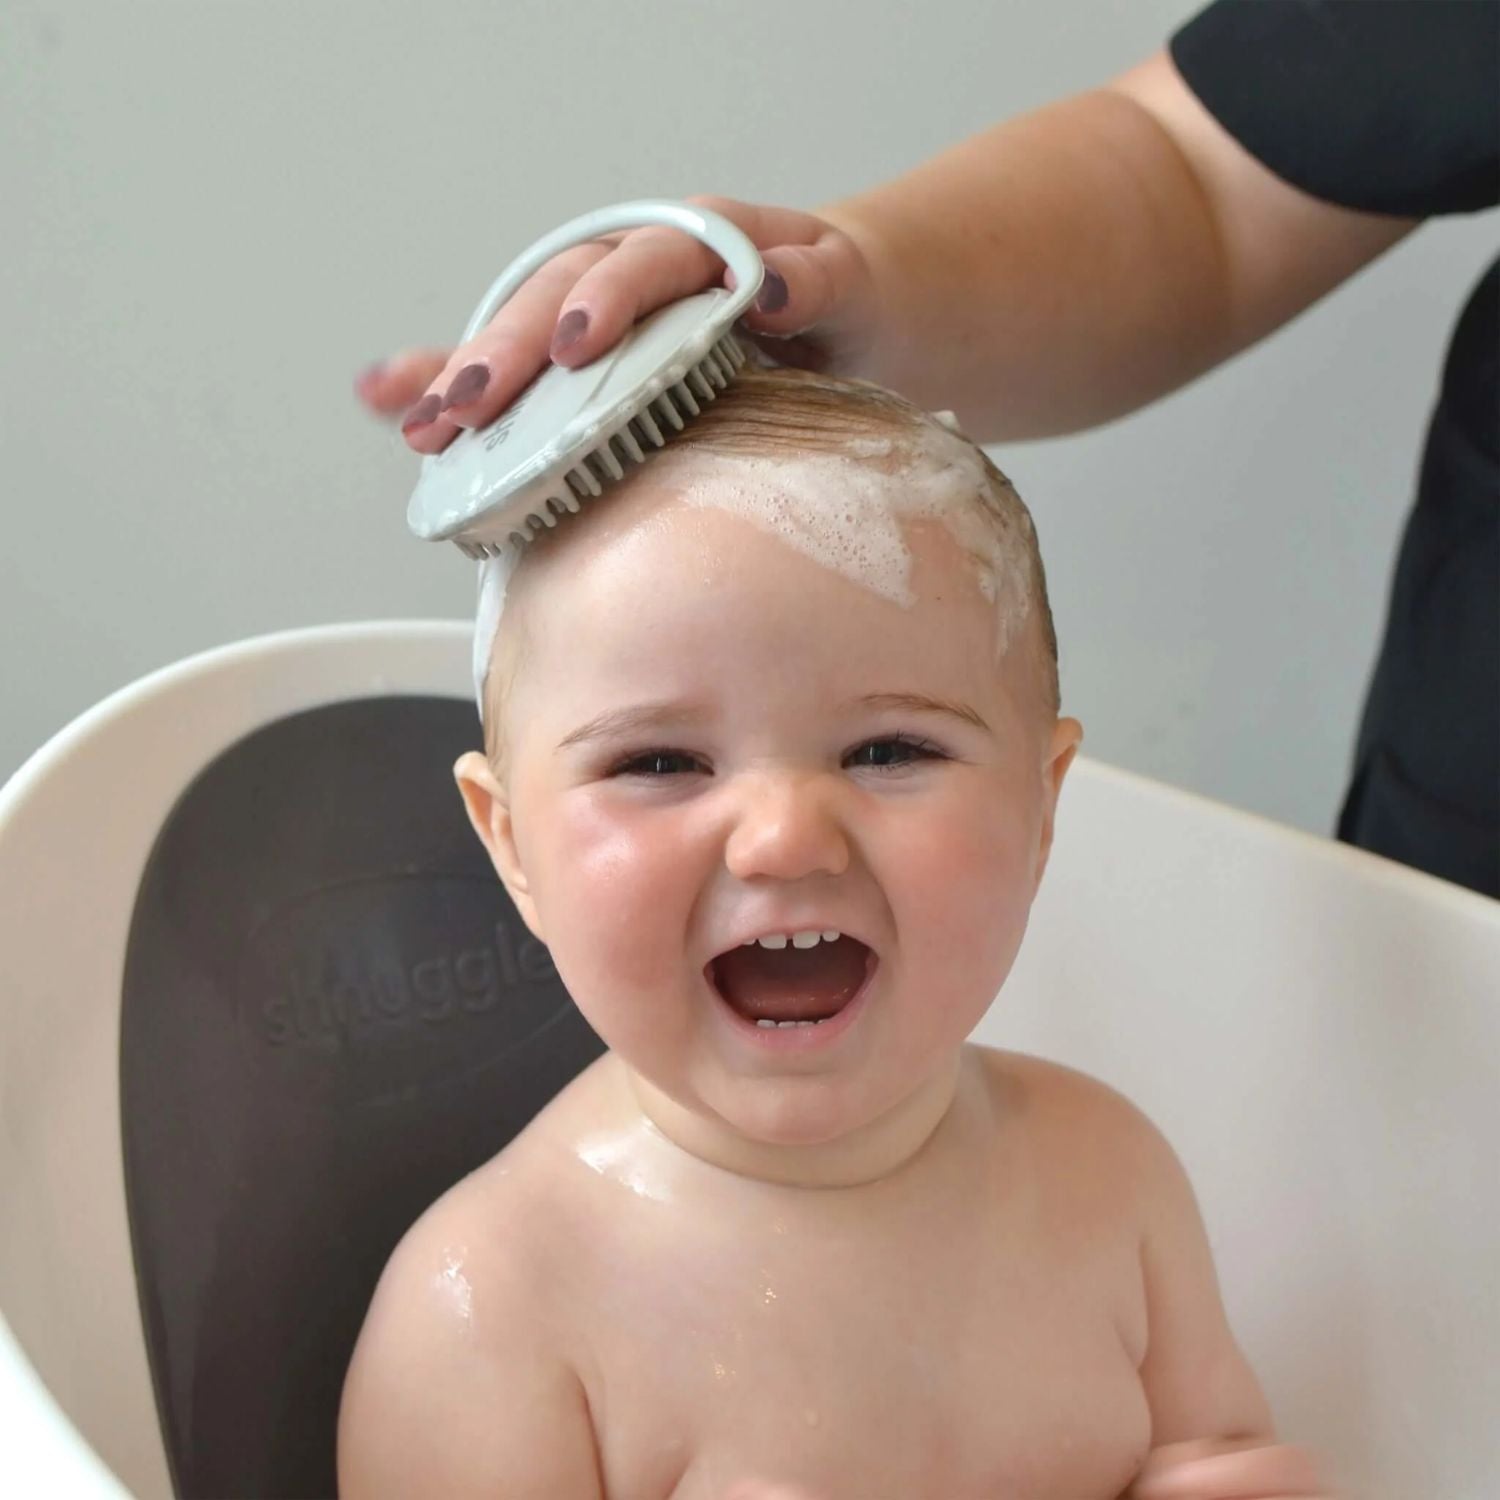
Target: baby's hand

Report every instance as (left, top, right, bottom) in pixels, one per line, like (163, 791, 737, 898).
(721, 1482, 825, 1500)
(1129, 1438, 1330, 1498)
(352, 196, 874, 455)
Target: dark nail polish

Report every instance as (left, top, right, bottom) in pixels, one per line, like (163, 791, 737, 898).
(355, 360, 387, 387)
(551, 307, 590, 357)
(754, 268, 788, 314)
(401, 393, 442, 434)
(441, 362, 491, 411)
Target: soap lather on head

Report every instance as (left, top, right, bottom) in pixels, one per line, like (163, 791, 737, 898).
(472, 365, 1060, 768)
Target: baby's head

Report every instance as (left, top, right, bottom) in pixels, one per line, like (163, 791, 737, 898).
(455, 366, 1080, 1176)
(475, 368, 1060, 772)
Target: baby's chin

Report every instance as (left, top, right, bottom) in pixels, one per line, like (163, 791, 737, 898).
(710, 1075, 871, 1148)
(699, 1053, 965, 1164)
(623, 1054, 887, 1163)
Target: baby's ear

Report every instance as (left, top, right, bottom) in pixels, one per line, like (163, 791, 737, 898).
(452, 751, 543, 939)
(1034, 717, 1082, 891)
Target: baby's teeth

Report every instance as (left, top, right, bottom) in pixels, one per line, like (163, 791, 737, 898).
(754, 1018, 822, 1029)
(746, 930, 842, 950)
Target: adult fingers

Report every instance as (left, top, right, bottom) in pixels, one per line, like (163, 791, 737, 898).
(736, 228, 876, 355)
(732, 229, 879, 376)
(394, 196, 873, 455)
(352, 348, 454, 418)
(398, 240, 616, 454)
(550, 221, 745, 369)
(548, 196, 870, 368)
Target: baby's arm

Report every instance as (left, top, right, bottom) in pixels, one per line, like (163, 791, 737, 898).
(1125, 1117, 1329, 1498)
(337, 1202, 604, 1500)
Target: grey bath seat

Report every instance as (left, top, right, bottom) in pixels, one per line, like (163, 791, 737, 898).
(121, 691, 602, 1498)
(0, 623, 603, 1499)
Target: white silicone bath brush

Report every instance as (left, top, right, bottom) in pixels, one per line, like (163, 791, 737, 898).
(406, 199, 765, 558)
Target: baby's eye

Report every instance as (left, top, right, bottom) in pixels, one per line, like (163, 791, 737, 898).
(845, 734, 946, 770)
(610, 749, 705, 778)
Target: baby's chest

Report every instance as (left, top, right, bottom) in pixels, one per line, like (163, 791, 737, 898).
(581, 1222, 1150, 1500)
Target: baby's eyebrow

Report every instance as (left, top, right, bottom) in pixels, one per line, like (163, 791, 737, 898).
(555, 701, 712, 752)
(847, 692, 990, 732)
(556, 692, 990, 752)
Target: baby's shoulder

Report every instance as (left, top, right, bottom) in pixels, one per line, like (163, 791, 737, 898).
(376, 1054, 614, 1308)
(972, 1043, 1153, 1131)
(348, 1138, 571, 1389)
(969, 1045, 1186, 1201)
(338, 1074, 611, 1495)
(350, 1054, 617, 1372)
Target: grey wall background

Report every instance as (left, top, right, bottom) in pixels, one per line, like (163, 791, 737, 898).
(4, 0, 1494, 839)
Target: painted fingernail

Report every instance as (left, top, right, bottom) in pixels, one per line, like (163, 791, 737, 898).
(754, 268, 788, 314)
(440, 362, 491, 411)
(401, 393, 442, 435)
(550, 307, 590, 358)
(355, 360, 387, 389)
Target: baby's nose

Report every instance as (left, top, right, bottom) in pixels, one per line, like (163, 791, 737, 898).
(722, 772, 850, 883)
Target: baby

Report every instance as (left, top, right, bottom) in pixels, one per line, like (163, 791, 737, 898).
(338, 367, 1327, 1499)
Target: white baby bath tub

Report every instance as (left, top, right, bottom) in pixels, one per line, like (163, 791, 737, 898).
(0, 621, 1495, 1497)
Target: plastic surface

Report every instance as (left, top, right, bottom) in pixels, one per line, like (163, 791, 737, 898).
(0, 1316, 130, 1500)
(121, 695, 601, 1497)
(990, 766, 1500, 1496)
(0, 623, 493, 1499)
(406, 200, 763, 553)
(2, 621, 1498, 1498)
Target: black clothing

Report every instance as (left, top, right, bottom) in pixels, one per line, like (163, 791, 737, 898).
(1171, 0, 1499, 897)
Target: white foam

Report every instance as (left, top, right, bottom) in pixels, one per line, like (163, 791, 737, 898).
(472, 422, 1034, 715)
(647, 423, 1032, 644)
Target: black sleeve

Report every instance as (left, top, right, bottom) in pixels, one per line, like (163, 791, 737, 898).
(1169, 0, 1500, 217)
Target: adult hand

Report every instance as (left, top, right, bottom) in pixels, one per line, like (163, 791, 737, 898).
(353, 195, 876, 456)
(1129, 1438, 1330, 1498)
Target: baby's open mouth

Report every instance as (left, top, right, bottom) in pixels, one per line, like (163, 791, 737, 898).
(708, 932, 874, 1028)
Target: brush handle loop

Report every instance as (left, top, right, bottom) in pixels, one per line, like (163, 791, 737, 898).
(458, 199, 765, 344)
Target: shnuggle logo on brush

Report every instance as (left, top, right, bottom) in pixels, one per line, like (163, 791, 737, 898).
(481, 378, 539, 452)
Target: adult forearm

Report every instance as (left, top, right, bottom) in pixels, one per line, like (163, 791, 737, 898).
(819, 85, 1233, 440)
(819, 57, 1414, 443)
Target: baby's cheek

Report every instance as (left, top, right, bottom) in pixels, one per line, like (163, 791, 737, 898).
(896, 793, 1037, 966)
(540, 797, 690, 989)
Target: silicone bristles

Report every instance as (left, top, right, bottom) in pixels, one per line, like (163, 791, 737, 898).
(455, 334, 749, 558)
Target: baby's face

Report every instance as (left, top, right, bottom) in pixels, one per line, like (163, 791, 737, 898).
(462, 476, 1078, 1158)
